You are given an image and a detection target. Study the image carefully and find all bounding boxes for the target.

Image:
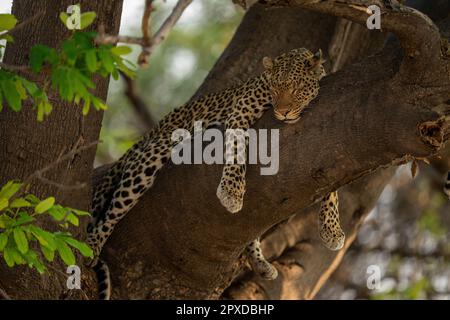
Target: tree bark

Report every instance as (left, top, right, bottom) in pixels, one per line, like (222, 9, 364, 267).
(97, 2, 450, 299)
(0, 0, 123, 299)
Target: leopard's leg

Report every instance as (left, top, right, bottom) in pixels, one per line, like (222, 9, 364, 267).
(87, 139, 171, 262)
(246, 238, 278, 280)
(216, 102, 253, 213)
(318, 191, 345, 250)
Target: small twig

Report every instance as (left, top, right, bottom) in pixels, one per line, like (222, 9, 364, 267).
(148, 0, 193, 56)
(0, 62, 30, 73)
(95, 30, 143, 46)
(96, 0, 192, 67)
(35, 174, 87, 191)
(138, 0, 155, 67)
(20, 140, 99, 194)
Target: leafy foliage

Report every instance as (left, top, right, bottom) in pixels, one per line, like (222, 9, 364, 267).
(0, 181, 93, 273)
(0, 11, 135, 120)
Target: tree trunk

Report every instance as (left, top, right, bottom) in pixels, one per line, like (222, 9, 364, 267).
(0, 0, 123, 299)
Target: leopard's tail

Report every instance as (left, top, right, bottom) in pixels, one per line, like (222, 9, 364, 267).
(93, 259, 111, 300)
(444, 171, 450, 198)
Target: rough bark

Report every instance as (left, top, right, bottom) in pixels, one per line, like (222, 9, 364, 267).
(96, 2, 450, 300)
(0, 0, 123, 299)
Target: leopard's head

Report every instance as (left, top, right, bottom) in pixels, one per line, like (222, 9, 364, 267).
(262, 48, 326, 124)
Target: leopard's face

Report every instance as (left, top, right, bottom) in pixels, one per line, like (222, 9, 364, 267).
(263, 48, 326, 124)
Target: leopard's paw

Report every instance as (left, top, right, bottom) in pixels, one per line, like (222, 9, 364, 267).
(252, 260, 278, 280)
(319, 228, 345, 251)
(216, 183, 243, 213)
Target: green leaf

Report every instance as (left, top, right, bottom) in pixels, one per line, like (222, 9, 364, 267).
(3, 246, 15, 267)
(65, 212, 79, 226)
(29, 226, 56, 250)
(0, 14, 18, 31)
(35, 197, 55, 214)
(13, 228, 29, 254)
(69, 208, 90, 216)
(21, 250, 46, 273)
(12, 212, 35, 227)
(37, 101, 44, 122)
(99, 48, 114, 73)
(24, 194, 40, 205)
(1, 79, 22, 111)
(0, 34, 14, 42)
(91, 96, 107, 111)
(0, 215, 13, 228)
(0, 181, 22, 200)
(0, 197, 8, 211)
(43, 101, 53, 115)
(59, 12, 69, 25)
(10, 247, 25, 264)
(15, 79, 27, 99)
(20, 78, 39, 96)
(111, 46, 132, 56)
(56, 239, 76, 265)
(80, 12, 97, 29)
(0, 233, 8, 251)
(10, 198, 31, 208)
(85, 49, 98, 72)
(47, 205, 66, 221)
(82, 97, 91, 115)
(62, 237, 93, 258)
(40, 245, 55, 262)
(30, 45, 53, 73)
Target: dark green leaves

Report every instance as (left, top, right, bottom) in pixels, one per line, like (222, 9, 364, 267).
(30, 45, 58, 73)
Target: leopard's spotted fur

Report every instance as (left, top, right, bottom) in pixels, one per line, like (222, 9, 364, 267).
(88, 48, 345, 299)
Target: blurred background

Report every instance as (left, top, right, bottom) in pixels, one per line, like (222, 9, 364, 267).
(1, 0, 449, 300)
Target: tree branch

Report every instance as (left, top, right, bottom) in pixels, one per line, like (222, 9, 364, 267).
(264, 0, 444, 81)
(96, 0, 192, 67)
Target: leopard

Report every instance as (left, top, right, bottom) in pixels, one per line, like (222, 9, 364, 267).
(87, 48, 345, 299)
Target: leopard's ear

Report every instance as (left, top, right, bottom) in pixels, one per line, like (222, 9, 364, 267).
(308, 49, 326, 77)
(262, 56, 273, 70)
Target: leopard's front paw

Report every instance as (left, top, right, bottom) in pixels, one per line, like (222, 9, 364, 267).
(216, 183, 244, 213)
(319, 227, 345, 251)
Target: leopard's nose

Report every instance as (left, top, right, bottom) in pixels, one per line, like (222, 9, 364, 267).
(277, 108, 290, 116)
